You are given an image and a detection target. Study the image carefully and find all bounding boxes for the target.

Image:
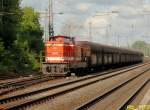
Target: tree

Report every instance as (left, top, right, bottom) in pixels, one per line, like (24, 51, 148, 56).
(0, 0, 22, 74)
(0, 0, 21, 49)
(18, 7, 43, 54)
(132, 41, 150, 56)
(0, 38, 4, 65)
(0, 1, 44, 75)
(13, 7, 44, 72)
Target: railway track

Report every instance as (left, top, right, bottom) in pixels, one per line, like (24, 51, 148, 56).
(75, 68, 149, 110)
(0, 64, 139, 97)
(0, 74, 61, 96)
(0, 74, 26, 81)
(0, 62, 149, 110)
(126, 81, 150, 110)
(0, 63, 144, 97)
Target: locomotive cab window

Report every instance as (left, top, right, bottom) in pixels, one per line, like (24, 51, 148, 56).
(64, 37, 75, 44)
(49, 37, 56, 41)
(56, 37, 64, 42)
(64, 37, 70, 43)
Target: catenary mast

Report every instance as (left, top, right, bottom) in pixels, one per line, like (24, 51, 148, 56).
(49, 0, 54, 37)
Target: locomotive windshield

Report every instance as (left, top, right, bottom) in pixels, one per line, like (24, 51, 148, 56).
(49, 37, 55, 41)
(48, 36, 75, 44)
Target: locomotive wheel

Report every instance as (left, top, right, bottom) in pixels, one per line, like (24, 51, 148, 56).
(42, 64, 51, 74)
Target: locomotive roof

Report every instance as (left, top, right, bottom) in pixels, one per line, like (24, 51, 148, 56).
(76, 41, 143, 55)
(54, 35, 74, 39)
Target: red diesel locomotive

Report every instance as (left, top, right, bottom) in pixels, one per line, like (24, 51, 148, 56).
(42, 35, 143, 76)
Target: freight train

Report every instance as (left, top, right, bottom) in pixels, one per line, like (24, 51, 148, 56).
(42, 35, 143, 76)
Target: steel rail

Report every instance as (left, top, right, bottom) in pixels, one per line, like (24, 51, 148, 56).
(0, 63, 147, 103)
(0, 74, 44, 88)
(74, 68, 150, 110)
(0, 63, 144, 98)
(0, 63, 149, 110)
(0, 63, 146, 91)
(117, 79, 150, 110)
(0, 75, 58, 96)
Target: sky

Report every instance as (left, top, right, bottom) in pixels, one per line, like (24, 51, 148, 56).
(21, 0, 150, 47)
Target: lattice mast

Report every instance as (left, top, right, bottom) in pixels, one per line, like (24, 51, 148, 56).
(48, 0, 54, 37)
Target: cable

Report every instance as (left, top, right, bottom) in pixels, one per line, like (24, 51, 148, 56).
(0, 12, 22, 15)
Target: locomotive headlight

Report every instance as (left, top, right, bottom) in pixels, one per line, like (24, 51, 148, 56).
(70, 45, 75, 47)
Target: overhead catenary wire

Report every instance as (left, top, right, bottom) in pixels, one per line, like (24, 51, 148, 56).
(0, 0, 22, 16)
(0, 12, 22, 15)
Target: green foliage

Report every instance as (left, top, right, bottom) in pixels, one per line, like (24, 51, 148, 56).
(0, 0, 21, 49)
(132, 41, 150, 56)
(0, 1, 44, 75)
(16, 7, 44, 72)
(19, 7, 44, 54)
(0, 39, 6, 72)
(0, 39, 4, 54)
(11, 41, 40, 73)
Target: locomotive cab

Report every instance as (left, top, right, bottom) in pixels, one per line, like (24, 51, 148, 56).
(42, 35, 76, 76)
